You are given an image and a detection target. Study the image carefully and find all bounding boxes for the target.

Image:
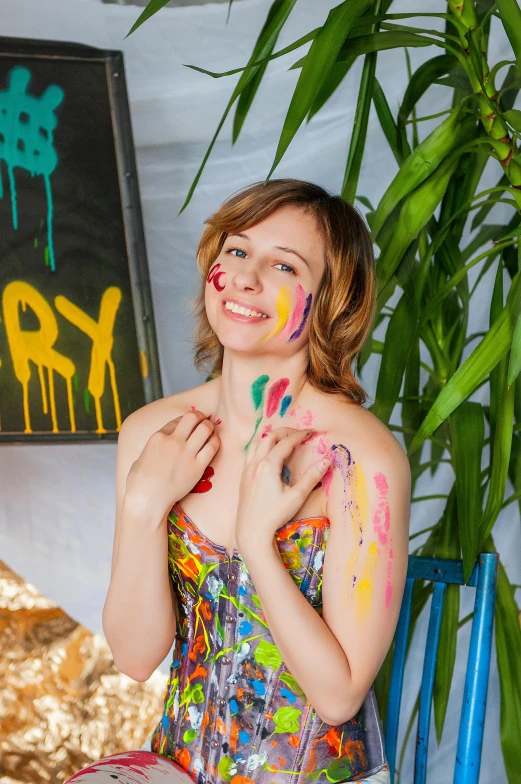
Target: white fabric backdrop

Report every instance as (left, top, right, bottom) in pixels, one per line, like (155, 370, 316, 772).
(1, 0, 519, 779)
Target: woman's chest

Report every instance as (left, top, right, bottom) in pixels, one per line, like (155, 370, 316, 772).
(176, 440, 327, 557)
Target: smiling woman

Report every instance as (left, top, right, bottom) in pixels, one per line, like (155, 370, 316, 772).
(73, 178, 410, 784)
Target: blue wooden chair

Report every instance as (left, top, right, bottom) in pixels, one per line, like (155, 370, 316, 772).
(384, 552, 499, 784)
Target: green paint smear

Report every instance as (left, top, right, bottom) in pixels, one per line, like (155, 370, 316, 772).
(279, 672, 306, 697)
(254, 639, 282, 669)
(251, 374, 269, 410)
(72, 373, 79, 391)
(84, 388, 90, 414)
(217, 756, 235, 781)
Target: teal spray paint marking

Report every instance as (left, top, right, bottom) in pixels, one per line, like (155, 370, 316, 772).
(243, 374, 269, 452)
(0, 66, 64, 272)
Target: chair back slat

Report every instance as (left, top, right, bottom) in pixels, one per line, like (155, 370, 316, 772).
(385, 576, 414, 783)
(415, 580, 446, 784)
(384, 552, 498, 784)
(454, 553, 499, 784)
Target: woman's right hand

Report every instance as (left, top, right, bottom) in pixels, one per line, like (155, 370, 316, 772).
(124, 409, 221, 519)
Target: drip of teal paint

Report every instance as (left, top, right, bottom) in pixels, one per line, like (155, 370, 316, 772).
(243, 413, 263, 452)
(0, 66, 63, 272)
(244, 375, 270, 451)
(280, 394, 292, 417)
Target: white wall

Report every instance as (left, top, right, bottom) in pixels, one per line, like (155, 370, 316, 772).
(1, 0, 519, 779)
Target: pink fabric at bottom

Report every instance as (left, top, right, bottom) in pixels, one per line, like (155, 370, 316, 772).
(65, 750, 195, 783)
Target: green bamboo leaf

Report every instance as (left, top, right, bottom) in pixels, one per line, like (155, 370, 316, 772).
(478, 262, 516, 546)
(493, 551, 521, 780)
(398, 54, 461, 125)
(125, 0, 171, 38)
(372, 77, 411, 164)
(290, 31, 435, 72)
(495, 0, 521, 69)
(342, 48, 379, 202)
(266, 0, 375, 179)
(503, 108, 521, 131)
(431, 487, 460, 743)
(450, 402, 484, 582)
(434, 583, 459, 743)
(369, 291, 418, 424)
(232, 0, 298, 142)
(407, 269, 521, 456)
(375, 155, 460, 300)
(177, 0, 298, 215)
(306, 59, 355, 122)
(507, 314, 521, 387)
(372, 107, 466, 238)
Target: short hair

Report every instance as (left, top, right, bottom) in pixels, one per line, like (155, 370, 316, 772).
(187, 177, 376, 405)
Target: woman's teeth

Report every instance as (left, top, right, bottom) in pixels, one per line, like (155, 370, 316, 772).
(225, 301, 268, 318)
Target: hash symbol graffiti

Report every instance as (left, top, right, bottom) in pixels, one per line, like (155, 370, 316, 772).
(0, 65, 64, 272)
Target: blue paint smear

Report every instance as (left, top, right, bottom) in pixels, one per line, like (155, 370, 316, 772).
(251, 680, 266, 697)
(229, 699, 238, 714)
(280, 688, 296, 704)
(238, 731, 250, 743)
(238, 619, 253, 636)
(280, 394, 292, 417)
(238, 586, 247, 596)
(0, 66, 64, 272)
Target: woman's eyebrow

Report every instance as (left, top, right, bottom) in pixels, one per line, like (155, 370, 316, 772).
(227, 232, 310, 269)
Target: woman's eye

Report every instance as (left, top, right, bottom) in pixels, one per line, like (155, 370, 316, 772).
(225, 247, 247, 259)
(275, 263, 296, 275)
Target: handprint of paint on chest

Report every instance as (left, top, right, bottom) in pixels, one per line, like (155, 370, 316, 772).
(0, 66, 64, 272)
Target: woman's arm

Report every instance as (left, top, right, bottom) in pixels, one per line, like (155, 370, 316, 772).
(102, 411, 177, 682)
(239, 431, 411, 725)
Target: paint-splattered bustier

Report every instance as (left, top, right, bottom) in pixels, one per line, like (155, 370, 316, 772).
(150, 503, 387, 784)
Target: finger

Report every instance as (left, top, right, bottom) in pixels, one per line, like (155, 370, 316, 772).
(263, 428, 316, 468)
(171, 409, 210, 441)
(288, 456, 331, 505)
(248, 426, 312, 466)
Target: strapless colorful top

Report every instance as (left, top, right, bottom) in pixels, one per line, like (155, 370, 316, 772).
(150, 502, 387, 783)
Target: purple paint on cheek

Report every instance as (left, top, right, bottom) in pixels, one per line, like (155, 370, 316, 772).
(289, 293, 312, 341)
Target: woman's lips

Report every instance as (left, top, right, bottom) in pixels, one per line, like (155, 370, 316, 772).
(222, 300, 270, 323)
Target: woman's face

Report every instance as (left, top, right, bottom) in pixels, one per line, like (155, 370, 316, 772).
(205, 204, 326, 355)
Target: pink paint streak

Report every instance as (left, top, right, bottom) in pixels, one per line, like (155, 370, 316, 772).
(373, 471, 390, 546)
(279, 283, 305, 340)
(266, 378, 290, 418)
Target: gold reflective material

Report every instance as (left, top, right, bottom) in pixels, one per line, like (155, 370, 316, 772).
(0, 560, 168, 782)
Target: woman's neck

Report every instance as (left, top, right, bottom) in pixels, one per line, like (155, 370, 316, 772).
(212, 348, 311, 450)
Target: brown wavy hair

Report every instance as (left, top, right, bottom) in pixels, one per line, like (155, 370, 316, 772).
(187, 178, 376, 405)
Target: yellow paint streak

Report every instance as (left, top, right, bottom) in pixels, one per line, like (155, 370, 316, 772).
(139, 349, 149, 379)
(55, 286, 123, 433)
(2, 281, 123, 435)
(355, 540, 380, 622)
(258, 286, 291, 343)
(3, 281, 76, 434)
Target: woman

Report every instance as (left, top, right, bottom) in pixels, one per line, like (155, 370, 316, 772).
(67, 179, 410, 783)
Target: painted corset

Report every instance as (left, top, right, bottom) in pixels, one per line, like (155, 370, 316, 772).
(150, 503, 387, 784)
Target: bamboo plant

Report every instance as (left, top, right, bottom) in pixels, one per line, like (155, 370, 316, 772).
(127, 1, 521, 780)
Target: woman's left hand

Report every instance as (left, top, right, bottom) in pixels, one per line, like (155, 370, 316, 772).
(235, 427, 331, 553)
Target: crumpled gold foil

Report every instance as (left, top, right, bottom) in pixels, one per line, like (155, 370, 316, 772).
(0, 560, 168, 783)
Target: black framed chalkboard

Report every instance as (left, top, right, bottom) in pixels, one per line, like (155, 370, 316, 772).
(0, 36, 162, 444)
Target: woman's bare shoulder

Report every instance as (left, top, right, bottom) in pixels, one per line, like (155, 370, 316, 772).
(308, 390, 408, 464)
(119, 377, 220, 444)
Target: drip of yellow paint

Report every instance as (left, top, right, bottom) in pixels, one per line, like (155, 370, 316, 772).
(139, 349, 149, 379)
(258, 286, 291, 343)
(2, 281, 123, 435)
